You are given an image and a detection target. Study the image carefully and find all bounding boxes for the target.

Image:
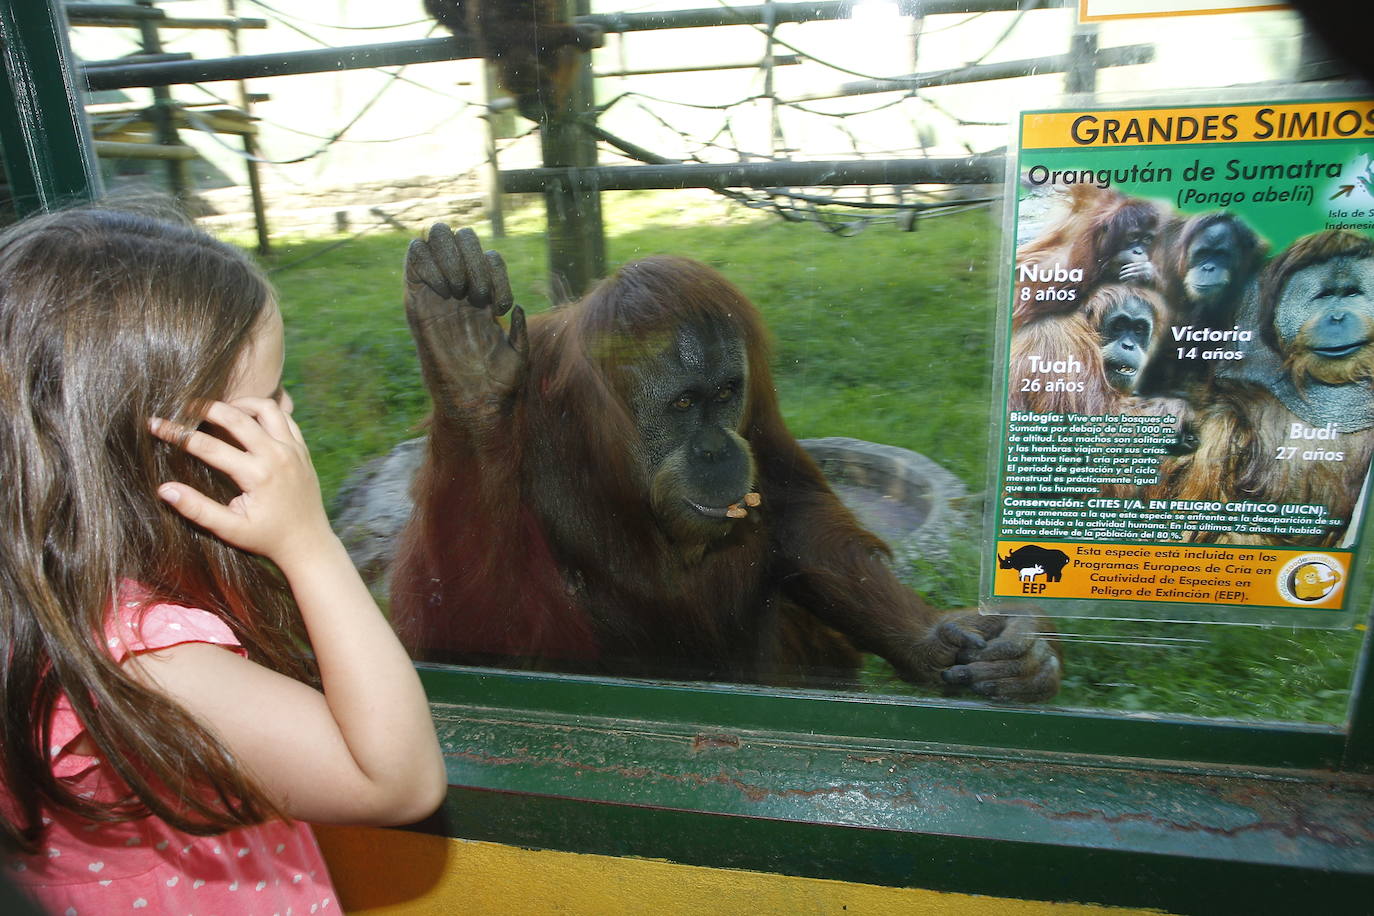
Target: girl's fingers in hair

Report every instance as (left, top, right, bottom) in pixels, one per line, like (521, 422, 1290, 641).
(199, 400, 278, 451)
(151, 406, 327, 561)
(229, 396, 306, 447)
(148, 411, 280, 497)
(224, 396, 289, 443)
(148, 416, 249, 475)
(155, 482, 253, 544)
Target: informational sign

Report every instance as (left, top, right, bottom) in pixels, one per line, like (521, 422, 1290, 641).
(985, 95, 1374, 624)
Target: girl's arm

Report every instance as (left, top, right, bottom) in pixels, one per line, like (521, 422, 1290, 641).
(133, 398, 447, 826)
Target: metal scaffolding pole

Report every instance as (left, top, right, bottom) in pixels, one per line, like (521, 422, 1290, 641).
(81, 0, 1073, 91)
(82, 36, 481, 91)
(540, 0, 605, 300)
(500, 155, 1004, 194)
(803, 44, 1154, 101)
(588, 0, 1070, 33)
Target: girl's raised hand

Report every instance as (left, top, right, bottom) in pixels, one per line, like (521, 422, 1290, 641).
(142, 396, 447, 826)
(149, 398, 331, 568)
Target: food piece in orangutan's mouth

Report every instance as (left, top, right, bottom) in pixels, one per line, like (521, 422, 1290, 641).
(725, 492, 761, 519)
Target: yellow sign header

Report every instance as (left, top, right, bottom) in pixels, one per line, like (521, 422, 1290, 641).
(1021, 101, 1374, 150)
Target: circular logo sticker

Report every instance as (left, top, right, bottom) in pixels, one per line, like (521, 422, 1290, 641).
(1276, 553, 1346, 604)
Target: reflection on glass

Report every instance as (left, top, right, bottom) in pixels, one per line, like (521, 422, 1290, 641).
(385, 221, 1062, 702)
(68, 2, 1362, 723)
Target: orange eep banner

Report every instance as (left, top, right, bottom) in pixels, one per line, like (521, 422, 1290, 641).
(993, 540, 1349, 610)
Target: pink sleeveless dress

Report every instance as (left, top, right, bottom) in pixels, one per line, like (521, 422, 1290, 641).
(3, 585, 339, 915)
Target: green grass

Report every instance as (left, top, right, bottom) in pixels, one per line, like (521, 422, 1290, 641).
(254, 189, 1363, 725)
(265, 191, 998, 496)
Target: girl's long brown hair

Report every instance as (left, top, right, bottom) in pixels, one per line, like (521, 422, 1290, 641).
(0, 207, 316, 854)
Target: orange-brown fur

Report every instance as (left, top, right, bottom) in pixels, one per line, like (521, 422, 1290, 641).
(1138, 212, 1268, 396)
(1260, 230, 1374, 389)
(393, 258, 999, 686)
(1008, 284, 1167, 416)
(1159, 230, 1374, 546)
(1160, 383, 1372, 546)
(1013, 185, 1161, 328)
(1158, 212, 1267, 323)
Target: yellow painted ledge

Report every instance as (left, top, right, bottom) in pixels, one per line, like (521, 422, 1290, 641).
(315, 825, 1172, 916)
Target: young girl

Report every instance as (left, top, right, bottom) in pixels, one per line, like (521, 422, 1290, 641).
(0, 207, 447, 914)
